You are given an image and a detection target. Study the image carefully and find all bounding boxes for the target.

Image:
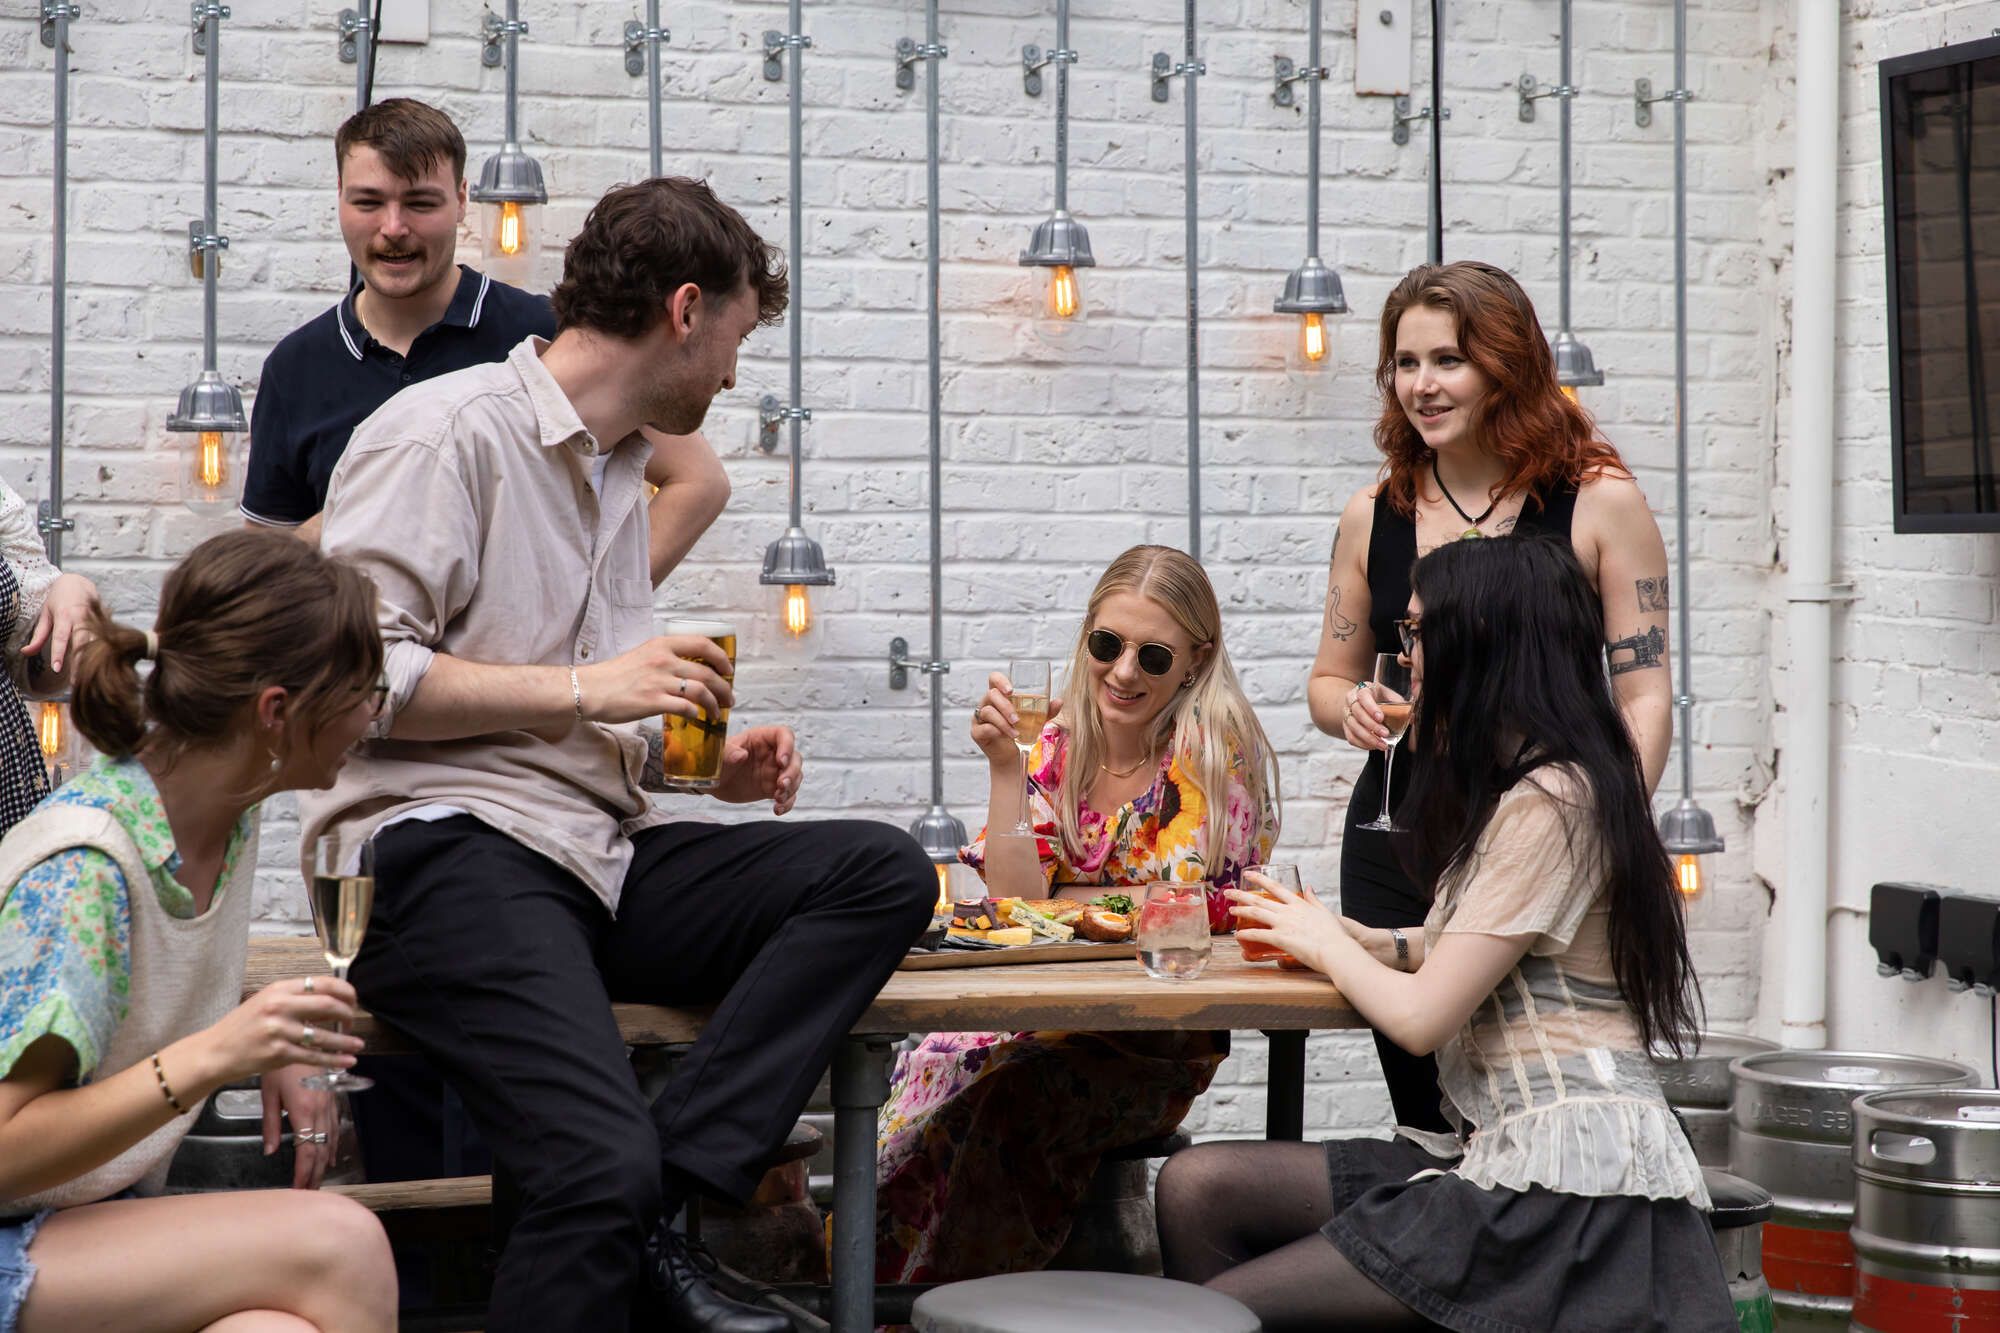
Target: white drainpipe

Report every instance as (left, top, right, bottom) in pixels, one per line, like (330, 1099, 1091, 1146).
(1780, 0, 1840, 1050)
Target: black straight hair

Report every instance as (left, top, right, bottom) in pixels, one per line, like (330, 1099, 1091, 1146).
(1397, 535, 1701, 1057)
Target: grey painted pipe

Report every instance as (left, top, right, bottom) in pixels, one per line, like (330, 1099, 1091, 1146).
(1183, 0, 1201, 561)
(1671, 0, 1694, 803)
(787, 0, 804, 530)
(46, 5, 70, 564)
(201, 3, 220, 374)
(647, 0, 663, 178)
(924, 0, 946, 810)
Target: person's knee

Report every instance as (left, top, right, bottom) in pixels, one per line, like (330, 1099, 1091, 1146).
(828, 821, 943, 923)
(292, 1192, 397, 1316)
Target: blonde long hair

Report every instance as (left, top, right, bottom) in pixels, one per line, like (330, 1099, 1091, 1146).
(1053, 546, 1279, 873)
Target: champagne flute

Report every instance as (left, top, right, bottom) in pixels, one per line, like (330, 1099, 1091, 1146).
(1007, 659, 1051, 835)
(1357, 653, 1415, 834)
(303, 835, 375, 1093)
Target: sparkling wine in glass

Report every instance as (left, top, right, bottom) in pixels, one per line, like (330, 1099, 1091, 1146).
(303, 835, 374, 1093)
(1007, 659, 1051, 834)
(1357, 653, 1415, 834)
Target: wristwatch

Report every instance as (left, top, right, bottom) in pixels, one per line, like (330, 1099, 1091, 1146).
(1389, 927, 1409, 971)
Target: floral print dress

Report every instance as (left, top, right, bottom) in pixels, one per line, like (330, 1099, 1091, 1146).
(875, 724, 1277, 1283)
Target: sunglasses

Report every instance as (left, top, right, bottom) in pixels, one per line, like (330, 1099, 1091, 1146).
(1395, 617, 1422, 653)
(1086, 628, 1183, 677)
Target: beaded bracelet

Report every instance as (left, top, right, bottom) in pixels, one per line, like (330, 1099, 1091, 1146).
(151, 1051, 187, 1115)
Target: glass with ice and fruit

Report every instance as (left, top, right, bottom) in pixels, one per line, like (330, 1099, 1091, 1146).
(1137, 880, 1213, 981)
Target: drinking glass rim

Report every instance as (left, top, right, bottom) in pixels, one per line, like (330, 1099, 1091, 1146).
(664, 616, 737, 637)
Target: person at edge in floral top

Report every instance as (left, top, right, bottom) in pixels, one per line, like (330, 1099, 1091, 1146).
(0, 529, 396, 1333)
(1161, 537, 1733, 1333)
(876, 544, 1279, 1283)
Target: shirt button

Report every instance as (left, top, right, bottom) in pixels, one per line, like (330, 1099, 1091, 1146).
(400, 372, 413, 383)
(580, 648, 591, 660)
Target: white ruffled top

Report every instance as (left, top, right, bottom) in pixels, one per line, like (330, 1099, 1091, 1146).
(1403, 766, 1711, 1210)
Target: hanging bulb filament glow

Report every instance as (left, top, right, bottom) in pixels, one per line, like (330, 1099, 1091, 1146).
(196, 431, 227, 489)
(37, 700, 63, 759)
(1675, 853, 1703, 900)
(1300, 312, 1329, 363)
(497, 201, 525, 257)
(782, 584, 813, 638)
(1046, 266, 1081, 320)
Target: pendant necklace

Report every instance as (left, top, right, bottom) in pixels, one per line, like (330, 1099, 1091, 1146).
(1101, 752, 1154, 779)
(1433, 460, 1499, 540)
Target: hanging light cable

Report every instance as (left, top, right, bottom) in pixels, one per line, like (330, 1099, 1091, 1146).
(1019, 0, 1092, 338)
(757, 0, 834, 662)
(1542, 0, 1603, 398)
(471, 0, 547, 288)
(901, 0, 965, 893)
(1273, 0, 1345, 379)
(166, 2, 247, 519)
(1651, 0, 1720, 898)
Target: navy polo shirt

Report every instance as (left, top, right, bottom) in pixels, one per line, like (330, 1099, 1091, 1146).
(242, 265, 555, 526)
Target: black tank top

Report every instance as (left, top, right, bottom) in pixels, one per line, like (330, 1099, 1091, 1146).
(1364, 484, 1580, 655)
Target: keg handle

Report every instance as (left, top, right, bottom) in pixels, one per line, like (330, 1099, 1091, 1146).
(1868, 1131, 1937, 1165)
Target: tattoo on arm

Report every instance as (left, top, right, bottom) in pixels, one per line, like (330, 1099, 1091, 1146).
(641, 725, 667, 791)
(1324, 584, 1358, 642)
(1606, 624, 1667, 675)
(1492, 514, 1519, 535)
(1635, 575, 1670, 613)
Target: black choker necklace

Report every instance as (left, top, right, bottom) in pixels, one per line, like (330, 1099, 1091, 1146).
(1432, 460, 1498, 539)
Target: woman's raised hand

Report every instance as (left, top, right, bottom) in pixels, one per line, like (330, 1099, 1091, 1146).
(179, 977, 365, 1090)
(970, 671, 1061, 767)
(1339, 680, 1390, 752)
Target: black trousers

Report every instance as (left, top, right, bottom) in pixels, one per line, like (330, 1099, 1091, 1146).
(1340, 749, 1452, 1136)
(351, 814, 936, 1333)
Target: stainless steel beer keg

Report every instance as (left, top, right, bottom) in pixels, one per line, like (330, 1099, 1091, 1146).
(1651, 1030, 1778, 1167)
(1727, 1051, 1977, 1330)
(1850, 1088, 2000, 1333)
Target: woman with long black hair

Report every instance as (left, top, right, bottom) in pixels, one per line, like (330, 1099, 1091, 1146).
(1160, 536, 1731, 1332)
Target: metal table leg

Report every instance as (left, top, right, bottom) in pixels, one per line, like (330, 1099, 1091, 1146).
(1263, 1029, 1306, 1141)
(830, 1034, 900, 1333)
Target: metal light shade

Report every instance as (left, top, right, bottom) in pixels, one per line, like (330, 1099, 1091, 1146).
(1273, 256, 1348, 315)
(910, 804, 969, 863)
(1658, 798, 1725, 857)
(166, 369, 247, 434)
(469, 143, 548, 204)
(1552, 329, 1605, 388)
(1019, 210, 1096, 268)
(758, 526, 836, 587)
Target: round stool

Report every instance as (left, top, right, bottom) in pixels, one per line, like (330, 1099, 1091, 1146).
(1703, 1168, 1777, 1333)
(911, 1271, 1260, 1333)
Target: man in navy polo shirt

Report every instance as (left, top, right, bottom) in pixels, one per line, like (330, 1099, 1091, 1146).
(244, 97, 729, 564)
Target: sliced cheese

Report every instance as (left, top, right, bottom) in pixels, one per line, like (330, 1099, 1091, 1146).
(984, 926, 1033, 946)
(1006, 903, 1075, 942)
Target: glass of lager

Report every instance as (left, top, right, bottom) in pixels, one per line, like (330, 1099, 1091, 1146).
(661, 616, 736, 790)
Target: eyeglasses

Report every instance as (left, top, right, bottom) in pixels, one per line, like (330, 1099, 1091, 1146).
(1086, 628, 1180, 677)
(1395, 617, 1422, 653)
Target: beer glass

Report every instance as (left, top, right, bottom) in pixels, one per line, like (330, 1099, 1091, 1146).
(661, 617, 736, 791)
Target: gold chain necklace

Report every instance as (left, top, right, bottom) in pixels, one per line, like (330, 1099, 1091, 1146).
(1100, 752, 1154, 779)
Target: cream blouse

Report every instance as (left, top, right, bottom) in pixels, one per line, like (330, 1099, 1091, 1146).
(1410, 765, 1710, 1209)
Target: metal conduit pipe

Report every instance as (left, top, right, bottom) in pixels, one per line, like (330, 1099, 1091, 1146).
(647, 0, 663, 177)
(41, 2, 76, 565)
(1182, 0, 1201, 560)
(1781, 0, 1839, 1050)
(1428, 0, 1444, 265)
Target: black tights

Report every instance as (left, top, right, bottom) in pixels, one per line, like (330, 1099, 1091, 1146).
(1155, 1142, 1436, 1332)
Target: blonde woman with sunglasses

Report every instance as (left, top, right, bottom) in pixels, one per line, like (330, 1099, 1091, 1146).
(875, 545, 1279, 1283)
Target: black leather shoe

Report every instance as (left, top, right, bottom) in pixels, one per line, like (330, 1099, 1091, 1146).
(645, 1228, 792, 1333)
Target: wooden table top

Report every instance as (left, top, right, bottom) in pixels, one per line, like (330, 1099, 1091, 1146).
(246, 934, 1360, 1050)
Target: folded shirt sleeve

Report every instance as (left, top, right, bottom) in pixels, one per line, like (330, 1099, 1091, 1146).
(0, 846, 133, 1085)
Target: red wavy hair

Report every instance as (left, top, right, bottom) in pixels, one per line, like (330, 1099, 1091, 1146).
(1373, 261, 1628, 516)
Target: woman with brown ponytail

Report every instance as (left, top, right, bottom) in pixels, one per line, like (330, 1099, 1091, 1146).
(0, 529, 397, 1333)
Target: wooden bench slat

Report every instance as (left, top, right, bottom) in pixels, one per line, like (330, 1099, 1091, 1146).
(327, 1174, 492, 1212)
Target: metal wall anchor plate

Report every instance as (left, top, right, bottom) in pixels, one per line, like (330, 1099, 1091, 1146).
(624, 20, 668, 78)
(1391, 95, 1447, 145)
(1152, 51, 1204, 103)
(895, 36, 947, 91)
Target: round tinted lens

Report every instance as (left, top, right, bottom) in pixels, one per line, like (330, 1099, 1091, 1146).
(1086, 629, 1124, 664)
(1135, 643, 1176, 676)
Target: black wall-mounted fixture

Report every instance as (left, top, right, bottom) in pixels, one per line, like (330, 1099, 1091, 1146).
(1937, 892, 2000, 995)
(1869, 882, 1941, 980)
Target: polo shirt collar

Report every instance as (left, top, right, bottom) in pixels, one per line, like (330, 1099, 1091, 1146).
(509, 336, 604, 455)
(334, 265, 493, 362)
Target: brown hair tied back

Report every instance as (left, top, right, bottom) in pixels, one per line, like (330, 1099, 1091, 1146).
(69, 530, 383, 767)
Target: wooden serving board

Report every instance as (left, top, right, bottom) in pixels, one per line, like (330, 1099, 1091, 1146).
(899, 940, 1140, 971)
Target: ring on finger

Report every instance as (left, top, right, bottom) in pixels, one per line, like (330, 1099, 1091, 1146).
(302, 976, 316, 994)
(677, 677, 689, 696)
(308, 1130, 330, 1145)
(300, 1025, 318, 1048)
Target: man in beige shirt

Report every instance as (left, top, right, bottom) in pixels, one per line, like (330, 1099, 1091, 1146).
(304, 178, 935, 1333)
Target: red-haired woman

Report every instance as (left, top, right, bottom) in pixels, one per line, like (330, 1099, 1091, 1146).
(1306, 261, 1672, 1133)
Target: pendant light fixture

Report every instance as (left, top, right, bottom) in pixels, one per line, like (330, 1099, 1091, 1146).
(1522, 0, 1600, 398)
(897, 0, 965, 897)
(1646, 0, 1719, 898)
(1019, 0, 1092, 340)
(754, 0, 833, 661)
(1273, 0, 1345, 379)
(167, 2, 247, 519)
(471, 0, 546, 288)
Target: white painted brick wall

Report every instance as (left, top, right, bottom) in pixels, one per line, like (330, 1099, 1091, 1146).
(0, 0, 1811, 1140)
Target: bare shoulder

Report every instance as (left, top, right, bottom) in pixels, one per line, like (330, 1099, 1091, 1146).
(1332, 481, 1380, 564)
(1573, 470, 1654, 522)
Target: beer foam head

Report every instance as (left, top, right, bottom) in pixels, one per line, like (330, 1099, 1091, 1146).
(664, 617, 736, 639)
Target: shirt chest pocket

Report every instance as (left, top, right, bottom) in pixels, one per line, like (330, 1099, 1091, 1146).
(600, 577, 655, 657)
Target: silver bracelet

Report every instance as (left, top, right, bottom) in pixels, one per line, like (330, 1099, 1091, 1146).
(569, 665, 584, 721)
(1389, 927, 1409, 971)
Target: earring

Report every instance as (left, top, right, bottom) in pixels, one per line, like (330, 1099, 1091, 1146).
(1179, 676, 1194, 691)
(267, 750, 282, 777)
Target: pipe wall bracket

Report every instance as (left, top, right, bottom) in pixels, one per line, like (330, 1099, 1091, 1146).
(1151, 51, 1205, 104)
(763, 30, 810, 83)
(888, 637, 949, 691)
(757, 394, 811, 453)
(337, 8, 371, 64)
(189, 1, 229, 55)
(1391, 95, 1447, 145)
(40, 2, 79, 49)
(624, 21, 669, 78)
(1021, 43, 1076, 98)
(895, 36, 947, 92)
(1272, 55, 1329, 108)
(1516, 73, 1578, 123)
(1634, 77, 1693, 130)
(482, 12, 527, 69)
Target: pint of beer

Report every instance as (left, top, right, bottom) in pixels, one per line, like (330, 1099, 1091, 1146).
(661, 617, 736, 790)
